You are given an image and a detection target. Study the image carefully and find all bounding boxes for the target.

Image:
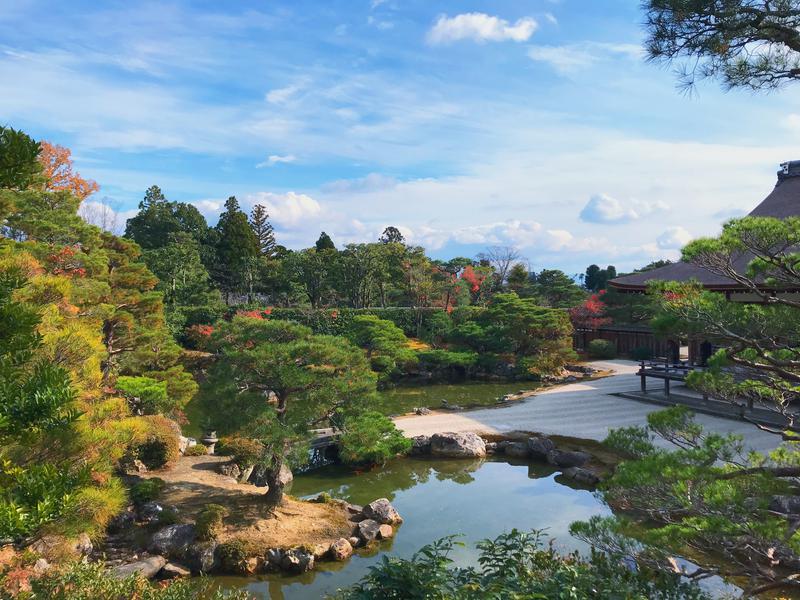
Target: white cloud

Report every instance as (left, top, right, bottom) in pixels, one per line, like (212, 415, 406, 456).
(528, 42, 644, 74)
(78, 199, 137, 234)
(544, 12, 558, 25)
(256, 154, 296, 168)
(657, 226, 693, 250)
(322, 173, 397, 193)
(244, 191, 322, 226)
(427, 13, 538, 45)
(401, 219, 605, 254)
(580, 193, 668, 224)
(367, 16, 394, 30)
(265, 84, 302, 104)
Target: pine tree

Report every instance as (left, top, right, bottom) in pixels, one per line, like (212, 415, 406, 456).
(315, 231, 336, 252)
(141, 184, 166, 209)
(250, 204, 276, 257)
(214, 196, 260, 302)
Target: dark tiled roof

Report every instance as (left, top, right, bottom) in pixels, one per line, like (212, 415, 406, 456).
(610, 168, 800, 291)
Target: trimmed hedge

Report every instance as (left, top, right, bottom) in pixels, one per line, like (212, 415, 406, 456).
(227, 306, 485, 339)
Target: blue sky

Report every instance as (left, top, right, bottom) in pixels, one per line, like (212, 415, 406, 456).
(3, 0, 800, 274)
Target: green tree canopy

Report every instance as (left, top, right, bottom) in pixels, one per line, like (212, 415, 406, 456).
(315, 231, 336, 252)
(0, 126, 41, 191)
(203, 316, 377, 506)
(213, 196, 260, 301)
(125, 185, 210, 250)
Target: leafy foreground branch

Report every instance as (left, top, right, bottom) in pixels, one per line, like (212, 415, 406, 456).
(585, 406, 800, 597)
(331, 529, 709, 600)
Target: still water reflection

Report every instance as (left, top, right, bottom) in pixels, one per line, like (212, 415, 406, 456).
(215, 456, 611, 599)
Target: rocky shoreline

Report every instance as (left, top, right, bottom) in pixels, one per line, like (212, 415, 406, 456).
(410, 431, 605, 485)
(97, 496, 403, 581)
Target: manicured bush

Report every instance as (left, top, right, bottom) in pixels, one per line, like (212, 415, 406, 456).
(216, 539, 250, 574)
(129, 478, 164, 505)
(195, 503, 228, 541)
(587, 339, 616, 359)
(629, 346, 654, 361)
(216, 437, 264, 468)
(126, 415, 181, 470)
(115, 376, 169, 415)
(339, 412, 412, 466)
(184, 443, 208, 456)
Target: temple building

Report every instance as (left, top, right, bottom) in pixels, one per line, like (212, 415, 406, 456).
(610, 160, 800, 298)
(583, 161, 800, 365)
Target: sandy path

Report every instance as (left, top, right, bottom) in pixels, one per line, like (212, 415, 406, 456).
(395, 360, 779, 454)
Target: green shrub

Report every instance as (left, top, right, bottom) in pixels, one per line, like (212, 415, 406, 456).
(26, 560, 251, 599)
(129, 478, 164, 505)
(216, 437, 264, 468)
(195, 504, 228, 541)
(0, 463, 90, 541)
(184, 443, 208, 457)
(127, 415, 181, 470)
(587, 339, 616, 359)
(629, 346, 654, 361)
(339, 411, 412, 466)
(115, 376, 169, 415)
(332, 529, 709, 600)
(216, 539, 250, 574)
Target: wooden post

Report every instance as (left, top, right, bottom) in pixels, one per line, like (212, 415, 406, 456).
(664, 377, 670, 398)
(640, 360, 646, 393)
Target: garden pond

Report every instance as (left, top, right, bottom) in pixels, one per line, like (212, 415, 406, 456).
(211, 455, 612, 599)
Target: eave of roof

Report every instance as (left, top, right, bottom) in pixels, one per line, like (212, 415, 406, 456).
(610, 169, 800, 292)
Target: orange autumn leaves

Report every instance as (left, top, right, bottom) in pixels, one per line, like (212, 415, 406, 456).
(38, 141, 99, 200)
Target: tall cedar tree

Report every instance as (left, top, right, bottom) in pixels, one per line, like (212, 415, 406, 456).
(214, 196, 259, 301)
(250, 204, 276, 257)
(315, 231, 336, 251)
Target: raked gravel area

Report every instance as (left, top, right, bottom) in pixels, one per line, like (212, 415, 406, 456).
(395, 360, 780, 454)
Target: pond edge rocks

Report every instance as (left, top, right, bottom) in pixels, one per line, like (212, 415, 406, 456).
(412, 432, 603, 485)
(106, 496, 402, 580)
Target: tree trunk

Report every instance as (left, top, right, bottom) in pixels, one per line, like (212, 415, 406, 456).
(263, 456, 285, 509)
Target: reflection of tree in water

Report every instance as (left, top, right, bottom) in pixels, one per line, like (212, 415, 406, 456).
(290, 457, 486, 505)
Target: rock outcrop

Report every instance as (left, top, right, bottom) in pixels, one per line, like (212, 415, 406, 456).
(429, 432, 486, 458)
(113, 556, 167, 579)
(363, 498, 403, 525)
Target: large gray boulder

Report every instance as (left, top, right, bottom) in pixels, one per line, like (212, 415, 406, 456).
(184, 540, 217, 573)
(527, 436, 555, 460)
(113, 556, 167, 579)
(504, 441, 530, 458)
(546, 449, 590, 468)
(356, 519, 382, 544)
(280, 548, 315, 573)
(430, 432, 486, 458)
(149, 524, 196, 558)
(562, 467, 601, 486)
(362, 498, 402, 525)
(411, 435, 431, 455)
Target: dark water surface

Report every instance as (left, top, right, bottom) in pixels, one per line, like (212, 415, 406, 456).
(214, 456, 611, 599)
(370, 380, 537, 415)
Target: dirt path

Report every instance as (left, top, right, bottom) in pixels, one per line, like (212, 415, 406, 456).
(395, 360, 779, 454)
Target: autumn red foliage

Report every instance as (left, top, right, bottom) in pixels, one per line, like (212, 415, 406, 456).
(569, 290, 612, 329)
(38, 140, 99, 200)
(460, 265, 485, 293)
(46, 245, 86, 278)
